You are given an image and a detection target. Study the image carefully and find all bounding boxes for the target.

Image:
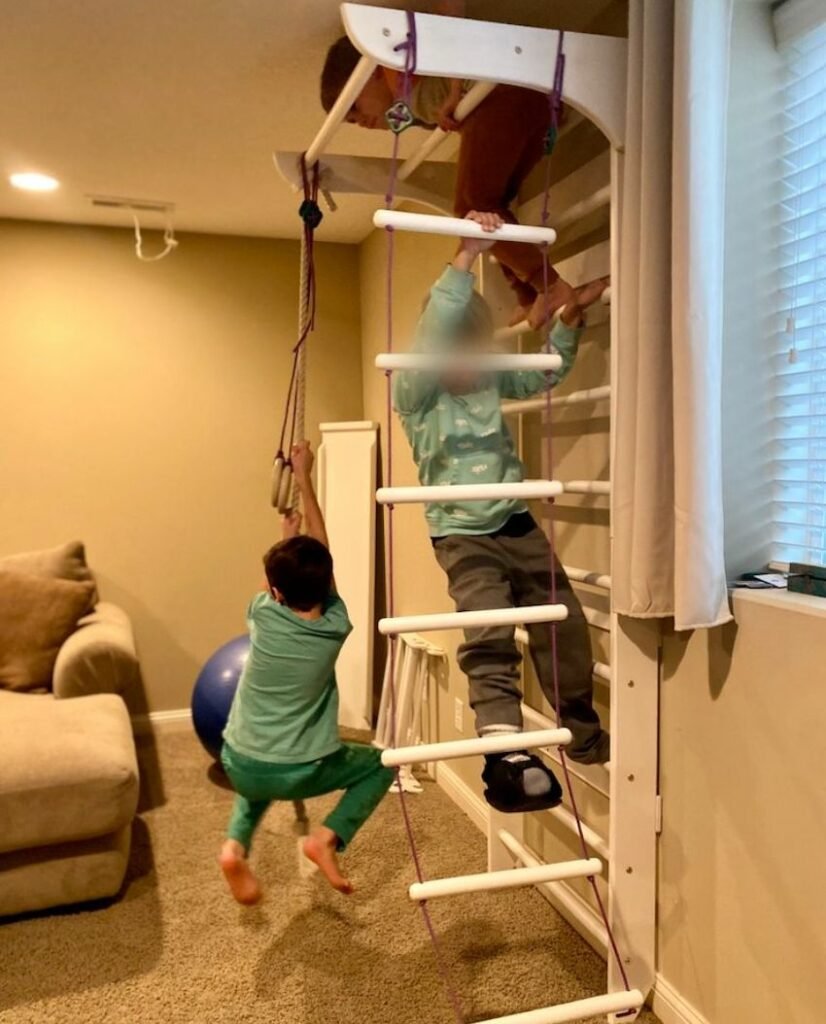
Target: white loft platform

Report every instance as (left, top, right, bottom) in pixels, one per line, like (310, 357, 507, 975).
(274, 3, 627, 209)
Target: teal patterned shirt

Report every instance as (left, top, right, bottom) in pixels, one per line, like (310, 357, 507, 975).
(393, 265, 581, 537)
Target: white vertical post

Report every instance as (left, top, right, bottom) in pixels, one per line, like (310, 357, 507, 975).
(607, 145, 658, 1021)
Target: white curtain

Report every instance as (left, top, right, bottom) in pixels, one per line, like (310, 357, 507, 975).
(613, 0, 733, 630)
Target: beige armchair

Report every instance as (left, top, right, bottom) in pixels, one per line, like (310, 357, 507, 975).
(0, 542, 140, 917)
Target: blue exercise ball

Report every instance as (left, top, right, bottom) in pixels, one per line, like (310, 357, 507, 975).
(191, 635, 249, 759)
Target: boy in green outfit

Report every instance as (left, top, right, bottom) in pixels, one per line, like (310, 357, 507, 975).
(219, 441, 393, 902)
(394, 211, 609, 814)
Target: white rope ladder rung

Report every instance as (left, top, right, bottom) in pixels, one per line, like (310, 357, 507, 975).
(373, 209, 557, 245)
(408, 857, 602, 901)
(381, 727, 572, 768)
(379, 603, 568, 636)
(375, 352, 562, 372)
(474, 990, 644, 1024)
(376, 480, 562, 504)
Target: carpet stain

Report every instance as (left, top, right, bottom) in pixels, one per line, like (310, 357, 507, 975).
(0, 727, 660, 1024)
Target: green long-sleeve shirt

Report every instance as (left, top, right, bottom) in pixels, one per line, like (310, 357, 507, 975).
(393, 265, 582, 537)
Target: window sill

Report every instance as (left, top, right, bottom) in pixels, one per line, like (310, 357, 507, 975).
(732, 587, 826, 620)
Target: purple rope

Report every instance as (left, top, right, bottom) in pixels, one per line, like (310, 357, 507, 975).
(381, 14, 466, 1024)
(540, 33, 632, 993)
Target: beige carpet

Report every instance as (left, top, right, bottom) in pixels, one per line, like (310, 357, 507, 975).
(0, 726, 661, 1024)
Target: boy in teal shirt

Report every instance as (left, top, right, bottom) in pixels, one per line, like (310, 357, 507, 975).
(220, 442, 393, 902)
(394, 212, 610, 815)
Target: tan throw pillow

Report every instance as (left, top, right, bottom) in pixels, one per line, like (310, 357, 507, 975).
(0, 541, 97, 613)
(0, 571, 97, 691)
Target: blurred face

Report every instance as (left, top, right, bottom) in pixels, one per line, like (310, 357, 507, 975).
(345, 72, 394, 129)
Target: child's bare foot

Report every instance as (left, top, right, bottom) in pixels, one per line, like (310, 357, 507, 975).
(527, 277, 576, 329)
(219, 839, 262, 905)
(303, 826, 353, 894)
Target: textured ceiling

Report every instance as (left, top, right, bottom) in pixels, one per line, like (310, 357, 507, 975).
(0, 0, 624, 243)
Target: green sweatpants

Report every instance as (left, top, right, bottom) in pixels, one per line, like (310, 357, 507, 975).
(221, 742, 394, 852)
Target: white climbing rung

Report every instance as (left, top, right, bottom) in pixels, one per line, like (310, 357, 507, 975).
(494, 320, 531, 341)
(476, 990, 645, 1024)
(379, 603, 568, 636)
(594, 661, 612, 682)
(563, 480, 611, 495)
(563, 565, 612, 590)
(375, 352, 562, 373)
(546, 807, 610, 860)
(381, 727, 572, 768)
(552, 184, 612, 232)
(305, 55, 377, 166)
(503, 385, 612, 414)
(601, 286, 612, 305)
(373, 209, 557, 246)
(376, 480, 563, 504)
(409, 858, 602, 901)
(584, 607, 612, 632)
(397, 80, 497, 181)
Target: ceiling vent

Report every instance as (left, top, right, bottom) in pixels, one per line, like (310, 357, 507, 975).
(86, 194, 175, 214)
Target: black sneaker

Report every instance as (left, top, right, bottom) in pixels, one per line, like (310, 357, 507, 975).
(482, 751, 563, 813)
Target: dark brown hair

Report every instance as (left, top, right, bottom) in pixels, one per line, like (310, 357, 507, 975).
(320, 36, 361, 113)
(263, 536, 333, 611)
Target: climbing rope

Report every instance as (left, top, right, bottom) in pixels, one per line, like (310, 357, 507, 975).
(380, 21, 633, 1020)
(539, 31, 633, 996)
(272, 156, 323, 512)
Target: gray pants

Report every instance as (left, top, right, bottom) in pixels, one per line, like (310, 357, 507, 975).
(433, 524, 609, 764)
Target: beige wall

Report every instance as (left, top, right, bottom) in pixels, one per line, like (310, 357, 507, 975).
(0, 220, 363, 713)
(658, 592, 826, 1023)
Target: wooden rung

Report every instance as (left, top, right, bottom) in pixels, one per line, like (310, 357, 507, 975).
(373, 209, 557, 246)
(593, 661, 612, 682)
(379, 604, 568, 636)
(409, 858, 602, 901)
(563, 565, 612, 590)
(545, 807, 610, 860)
(476, 990, 645, 1024)
(563, 480, 611, 495)
(375, 352, 562, 372)
(503, 385, 612, 414)
(381, 727, 572, 768)
(584, 608, 612, 632)
(376, 481, 563, 504)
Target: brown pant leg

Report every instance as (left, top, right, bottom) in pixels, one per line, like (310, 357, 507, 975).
(454, 85, 558, 288)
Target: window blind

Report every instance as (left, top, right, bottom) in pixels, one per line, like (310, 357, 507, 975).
(774, 22, 826, 566)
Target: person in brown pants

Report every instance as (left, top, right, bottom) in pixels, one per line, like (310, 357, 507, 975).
(320, 38, 575, 327)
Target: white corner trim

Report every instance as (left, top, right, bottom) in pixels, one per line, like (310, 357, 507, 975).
(651, 974, 710, 1024)
(435, 762, 489, 833)
(132, 707, 192, 734)
(435, 764, 709, 1024)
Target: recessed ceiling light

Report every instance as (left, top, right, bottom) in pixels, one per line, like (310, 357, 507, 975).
(9, 172, 60, 192)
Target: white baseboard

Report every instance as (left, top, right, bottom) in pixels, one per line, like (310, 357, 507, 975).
(132, 707, 192, 734)
(435, 765, 708, 1024)
(651, 975, 710, 1024)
